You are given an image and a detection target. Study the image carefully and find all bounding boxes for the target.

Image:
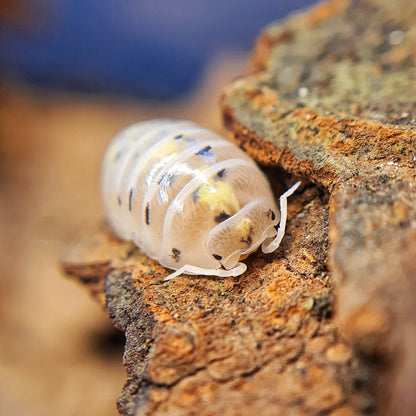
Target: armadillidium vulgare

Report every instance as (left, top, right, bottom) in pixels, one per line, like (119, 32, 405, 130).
(101, 119, 300, 281)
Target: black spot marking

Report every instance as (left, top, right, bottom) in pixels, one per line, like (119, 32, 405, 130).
(159, 172, 176, 186)
(215, 211, 231, 223)
(174, 134, 183, 140)
(118, 196, 122, 206)
(114, 151, 122, 161)
(241, 235, 253, 246)
(213, 254, 222, 261)
(129, 188, 133, 211)
(240, 224, 254, 246)
(192, 186, 201, 203)
(196, 145, 213, 156)
(170, 248, 181, 262)
(216, 168, 226, 178)
(145, 203, 150, 225)
(267, 209, 276, 221)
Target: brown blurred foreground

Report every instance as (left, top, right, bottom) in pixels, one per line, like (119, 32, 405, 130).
(0, 55, 246, 416)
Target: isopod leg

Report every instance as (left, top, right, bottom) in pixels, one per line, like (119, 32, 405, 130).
(163, 262, 247, 281)
(262, 181, 301, 254)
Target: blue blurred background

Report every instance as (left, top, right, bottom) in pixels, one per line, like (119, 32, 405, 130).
(1, 0, 316, 99)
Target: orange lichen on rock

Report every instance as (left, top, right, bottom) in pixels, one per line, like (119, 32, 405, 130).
(63, 185, 372, 415)
(222, 0, 416, 414)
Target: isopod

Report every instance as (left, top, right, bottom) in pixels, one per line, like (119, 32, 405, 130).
(101, 119, 300, 281)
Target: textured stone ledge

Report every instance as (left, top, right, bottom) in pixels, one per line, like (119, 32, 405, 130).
(222, 0, 416, 414)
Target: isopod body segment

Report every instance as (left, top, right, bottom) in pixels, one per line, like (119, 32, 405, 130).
(101, 119, 300, 280)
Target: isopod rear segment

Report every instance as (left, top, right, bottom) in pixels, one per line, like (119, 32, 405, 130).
(101, 119, 300, 280)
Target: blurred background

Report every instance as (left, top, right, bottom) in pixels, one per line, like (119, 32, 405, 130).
(0, 0, 316, 415)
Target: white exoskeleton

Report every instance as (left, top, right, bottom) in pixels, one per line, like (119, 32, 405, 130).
(101, 119, 300, 281)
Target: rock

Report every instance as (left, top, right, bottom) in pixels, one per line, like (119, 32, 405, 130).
(222, 0, 416, 414)
(62, 189, 373, 415)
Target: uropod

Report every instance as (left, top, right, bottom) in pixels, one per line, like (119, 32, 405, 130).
(101, 119, 300, 281)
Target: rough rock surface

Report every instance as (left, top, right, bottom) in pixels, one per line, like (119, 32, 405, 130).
(64, 189, 373, 416)
(222, 0, 416, 414)
(62, 0, 416, 415)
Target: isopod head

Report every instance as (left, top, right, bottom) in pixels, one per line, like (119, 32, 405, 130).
(164, 179, 301, 280)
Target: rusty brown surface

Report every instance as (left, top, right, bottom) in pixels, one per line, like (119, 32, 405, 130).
(62, 0, 416, 415)
(62, 185, 377, 415)
(222, 0, 416, 414)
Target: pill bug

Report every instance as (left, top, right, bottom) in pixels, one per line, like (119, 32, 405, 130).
(101, 119, 300, 281)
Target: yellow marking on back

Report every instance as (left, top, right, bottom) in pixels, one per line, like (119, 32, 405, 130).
(198, 179, 240, 216)
(154, 140, 181, 159)
(237, 217, 252, 238)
